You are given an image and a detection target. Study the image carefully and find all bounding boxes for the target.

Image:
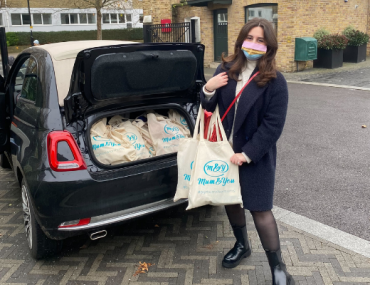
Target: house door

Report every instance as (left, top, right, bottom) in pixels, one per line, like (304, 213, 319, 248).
(213, 9, 228, 61)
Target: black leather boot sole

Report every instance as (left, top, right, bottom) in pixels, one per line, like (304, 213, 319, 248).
(222, 247, 251, 268)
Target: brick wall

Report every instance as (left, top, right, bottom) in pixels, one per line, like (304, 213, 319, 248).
(174, 5, 214, 65)
(143, 0, 370, 72)
(142, 0, 178, 24)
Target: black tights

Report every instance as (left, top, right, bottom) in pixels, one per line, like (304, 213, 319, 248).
(225, 204, 280, 251)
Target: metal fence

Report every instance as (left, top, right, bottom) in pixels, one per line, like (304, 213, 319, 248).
(143, 22, 196, 43)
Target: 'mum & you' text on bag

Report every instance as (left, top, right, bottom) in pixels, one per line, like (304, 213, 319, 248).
(187, 106, 243, 210)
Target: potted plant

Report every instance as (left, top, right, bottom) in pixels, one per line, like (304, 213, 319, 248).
(313, 33, 348, 69)
(342, 26, 369, 63)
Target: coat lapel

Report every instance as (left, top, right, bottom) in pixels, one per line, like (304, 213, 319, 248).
(233, 68, 268, 135)
(221, 78, 237, 131)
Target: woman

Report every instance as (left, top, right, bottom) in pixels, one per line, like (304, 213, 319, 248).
(201, 18, 294, 284)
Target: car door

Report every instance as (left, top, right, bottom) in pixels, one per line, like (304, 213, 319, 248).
(11, 56, 43, 168)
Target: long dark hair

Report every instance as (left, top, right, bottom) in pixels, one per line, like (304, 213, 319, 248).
(221, 18, 278, 87)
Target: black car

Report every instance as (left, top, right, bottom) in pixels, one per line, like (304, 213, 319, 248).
(0, 40, 205, 258)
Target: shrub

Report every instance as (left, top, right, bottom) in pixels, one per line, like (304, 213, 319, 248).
(6, 29, 143, 46)
(343, 29, 369, 46)
(317, 34, 348, 50)
(313, 28, 330, 41)
(6, 32, 19, 46)
(342, 26, 355, 38)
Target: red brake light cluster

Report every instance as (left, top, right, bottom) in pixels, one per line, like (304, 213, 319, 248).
(47, 131, 87, 172)
(58, 218, 91, 229)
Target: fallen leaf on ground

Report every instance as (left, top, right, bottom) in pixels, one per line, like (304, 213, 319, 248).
(133, 262, 154, 276)
(203, 243, 215, 250)
(362, 125, 367, 128)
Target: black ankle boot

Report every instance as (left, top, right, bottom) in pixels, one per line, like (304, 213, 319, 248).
(222, 225, 251, 268)
(265, 249, 295, 285)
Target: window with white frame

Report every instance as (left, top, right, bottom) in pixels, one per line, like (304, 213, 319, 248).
(119, 13, 125, 23)
(103, 13, 130, 24)
(33, 14, 52, 25)
(11, 14, 31, 25)
(61, 13, 96, 25)
(245, 4, 278, 33)
(0, 14, 3, 26)
(139, 14, 143, 23)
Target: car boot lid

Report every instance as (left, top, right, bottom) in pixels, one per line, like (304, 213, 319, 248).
(64, 43, 206, 124)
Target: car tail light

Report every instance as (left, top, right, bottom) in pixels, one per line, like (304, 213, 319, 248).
(47, 131, 87, 172)
(58, 218, 91, 229)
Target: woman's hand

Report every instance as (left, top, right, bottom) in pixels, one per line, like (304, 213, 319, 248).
(230, 153, 247, 166)
(205, 72, 228, 92)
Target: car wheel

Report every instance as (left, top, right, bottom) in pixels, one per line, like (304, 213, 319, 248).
(21, 179, 62, 259)
(1, 154, 11, 169)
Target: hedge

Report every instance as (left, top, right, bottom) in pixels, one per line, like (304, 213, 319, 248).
(6, 28, 143, 46)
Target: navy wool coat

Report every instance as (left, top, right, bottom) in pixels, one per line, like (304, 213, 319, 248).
(201, 64, 289, 211)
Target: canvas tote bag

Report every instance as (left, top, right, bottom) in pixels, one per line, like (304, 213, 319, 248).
(186, 106, 243, 210)
(147, 113, 187, 156)
(108, 116, 151, 159)
(132, 117, 156, 157)
(168, 109, 191, 136)
(174, 106, 204, 202)
(90, 118, 137, 165)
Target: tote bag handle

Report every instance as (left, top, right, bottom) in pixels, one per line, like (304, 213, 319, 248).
(221, 71, 260, 122)
(206, 71, 260, 142)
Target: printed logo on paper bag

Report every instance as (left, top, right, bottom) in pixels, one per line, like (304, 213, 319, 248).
(164, 124, 179, 135)
(204, 160, 229, 177)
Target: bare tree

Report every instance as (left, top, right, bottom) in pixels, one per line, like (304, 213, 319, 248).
(68, 0, 142, 40)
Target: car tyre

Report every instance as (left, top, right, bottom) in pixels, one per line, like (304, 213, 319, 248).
(21, 179, 62, 259)
(1, 154, 11, 169)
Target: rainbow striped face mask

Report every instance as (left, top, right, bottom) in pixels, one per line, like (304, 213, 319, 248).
(241, 41, 267, 61)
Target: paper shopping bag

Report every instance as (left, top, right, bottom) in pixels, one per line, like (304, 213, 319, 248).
(187, 106, 243, 210)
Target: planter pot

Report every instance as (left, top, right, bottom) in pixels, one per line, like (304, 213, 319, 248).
(313, 48, 343, 69)
(343, 44, 367, 63)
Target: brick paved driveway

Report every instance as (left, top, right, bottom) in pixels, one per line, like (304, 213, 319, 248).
(1, 166, 370, 285)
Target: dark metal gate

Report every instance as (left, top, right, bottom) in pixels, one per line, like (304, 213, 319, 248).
(144, 22, 195, 43)
(214, 9, 228, 61)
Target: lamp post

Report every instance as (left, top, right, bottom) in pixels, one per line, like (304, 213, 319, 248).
(27, 0, 33, 46)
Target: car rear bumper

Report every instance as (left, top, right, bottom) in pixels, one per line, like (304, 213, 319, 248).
(28, 156, 181, 239)
(58, 198, 186, 231)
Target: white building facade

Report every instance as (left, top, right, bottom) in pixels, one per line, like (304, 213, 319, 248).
(0, 7, 143, 32)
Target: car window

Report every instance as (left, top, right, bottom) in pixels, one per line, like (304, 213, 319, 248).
(20, 57, 39, 102)
(14, 58, 29, 97)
